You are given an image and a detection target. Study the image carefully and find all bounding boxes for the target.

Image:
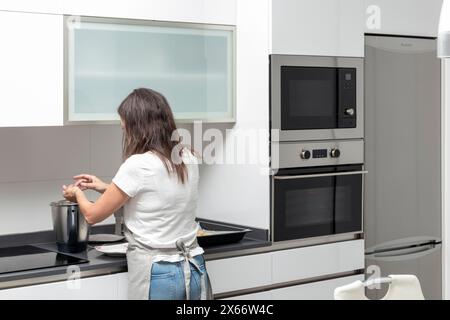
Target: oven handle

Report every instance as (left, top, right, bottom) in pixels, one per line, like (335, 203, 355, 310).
(273, 170, 368, 180)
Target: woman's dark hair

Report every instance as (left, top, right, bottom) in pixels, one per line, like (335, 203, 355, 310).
(118, 88, 187, 183)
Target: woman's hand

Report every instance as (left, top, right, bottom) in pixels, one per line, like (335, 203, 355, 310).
(62, 184, 81, 203)
(73, 174, 109, 194)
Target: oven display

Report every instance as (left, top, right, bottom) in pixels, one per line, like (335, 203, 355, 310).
(313, 149, 328, 158)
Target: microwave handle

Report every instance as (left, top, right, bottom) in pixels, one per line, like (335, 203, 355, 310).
(273, 170, 368, 180)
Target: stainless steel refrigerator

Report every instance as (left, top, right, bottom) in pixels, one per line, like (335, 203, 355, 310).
(364, 35, 442, 299)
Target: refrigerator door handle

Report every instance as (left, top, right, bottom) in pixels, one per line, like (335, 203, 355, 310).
(365, 237, 441, 254)
(366, 243, 441, 262)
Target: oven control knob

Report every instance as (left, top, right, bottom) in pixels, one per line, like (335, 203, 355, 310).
(330, 148, 341, 158)
(300, 150, 311, 160)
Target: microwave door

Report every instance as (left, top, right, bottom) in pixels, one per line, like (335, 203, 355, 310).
(269, 54, 364, 142)
(280, 66, 338, 130)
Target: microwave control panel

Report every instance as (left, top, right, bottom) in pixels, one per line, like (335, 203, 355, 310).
(338, 68, 357, 128)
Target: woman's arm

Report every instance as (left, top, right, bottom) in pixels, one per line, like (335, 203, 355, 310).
(63, 183, 129, 225)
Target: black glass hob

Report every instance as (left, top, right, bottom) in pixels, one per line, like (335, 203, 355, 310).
(0, 245, 88, 275)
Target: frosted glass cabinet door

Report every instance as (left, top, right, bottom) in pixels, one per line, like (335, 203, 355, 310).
(65, 16, 235, 123)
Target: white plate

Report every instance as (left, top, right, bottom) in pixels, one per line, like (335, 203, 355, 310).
(89, 234, 125, 244)
(95, 242, 128, 256)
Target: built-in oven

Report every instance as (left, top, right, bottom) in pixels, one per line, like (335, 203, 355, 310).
(270, 54, 364, 142)
(271, 140, 365, 243)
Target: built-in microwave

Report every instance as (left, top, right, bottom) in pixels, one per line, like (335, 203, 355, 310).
(270, 55, 364, 142)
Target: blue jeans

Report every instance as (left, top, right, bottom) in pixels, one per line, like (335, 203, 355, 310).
(149, 254, 208, 300)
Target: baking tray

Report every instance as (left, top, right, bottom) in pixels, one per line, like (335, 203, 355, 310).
(196, 221, 251, 247)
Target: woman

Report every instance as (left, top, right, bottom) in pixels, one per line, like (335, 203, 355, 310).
(62, 88, 212, 300)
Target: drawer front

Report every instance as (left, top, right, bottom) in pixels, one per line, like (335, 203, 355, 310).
(206, 253, 272, 294)
(272, 240, 364, 284)
(271, 274, 364, 300)
(221, 291, 273, 300)
(0, 274, 119, 300)
(116, 272, 129, 300)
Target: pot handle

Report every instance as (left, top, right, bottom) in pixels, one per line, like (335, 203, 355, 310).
(67, 207, 77, 244)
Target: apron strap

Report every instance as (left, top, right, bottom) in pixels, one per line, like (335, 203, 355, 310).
(176, 239, 210, 300)
(176, 240, 192, 300)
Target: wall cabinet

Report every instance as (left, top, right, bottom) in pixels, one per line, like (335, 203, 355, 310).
(0, 1, 61, 15)
(0, 0, 236, 25)
(270, 0, 365, 57)
(0, 11, 63, 127)
(363, 0, 442, 37)
(0, 1, 237, 127)
(62, 0, 236, 25)
(66, 16, 235, 123)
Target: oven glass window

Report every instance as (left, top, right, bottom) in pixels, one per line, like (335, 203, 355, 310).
(281, 66, 337, 130)
(274, 173, 362, 242)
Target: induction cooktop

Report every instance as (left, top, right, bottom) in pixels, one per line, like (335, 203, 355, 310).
(0, 245, 88, 275)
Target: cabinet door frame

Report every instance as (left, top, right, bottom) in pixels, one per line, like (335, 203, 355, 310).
(63, 15, 236, 125)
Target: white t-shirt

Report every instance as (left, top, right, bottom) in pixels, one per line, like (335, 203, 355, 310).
(112, 149, 203, 261)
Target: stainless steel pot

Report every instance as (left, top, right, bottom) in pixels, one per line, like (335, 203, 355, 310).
(50, 200, 90, 253)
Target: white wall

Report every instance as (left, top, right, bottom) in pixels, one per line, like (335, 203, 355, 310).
(196, 0, 270, 229)
(363, 0, 443, 37)
(0, 125, 123, 235)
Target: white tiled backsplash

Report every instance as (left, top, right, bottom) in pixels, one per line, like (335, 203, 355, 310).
(0, 121, 270, 235)
(0, 125, 123, 235)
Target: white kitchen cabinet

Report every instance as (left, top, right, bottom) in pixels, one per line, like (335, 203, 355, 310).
(0, 11, 63, 127)
(66, 16, 235, 123)
(0, 239, 364, 300)
(62, 0, 236, 25)
(0, 0, 236, 24)
(206, 240, 364, 296)
(363, 0, 442, 37)
(270, 0, 365, 57)
(196, 0, 271, 230)
(206, 253, 272, 295)
(271, 240, 365, 284)
(0, 1, 61, 14)
(222, 291, 273, 300)
(271, 274, 364, 300)
(0, 274, 122, 300)
(116, 272, 128, 300)
(222, 274, 364, 300)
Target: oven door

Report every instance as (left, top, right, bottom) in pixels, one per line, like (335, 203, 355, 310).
(272, 165, 365, 242)
(270, 54, 364, 142)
